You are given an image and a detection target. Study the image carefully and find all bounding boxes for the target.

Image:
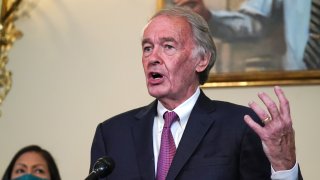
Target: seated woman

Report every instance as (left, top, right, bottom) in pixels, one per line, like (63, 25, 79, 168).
(2, 145, 61, 180)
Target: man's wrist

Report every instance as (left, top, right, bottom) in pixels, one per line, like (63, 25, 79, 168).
(271, 161, 298, 180)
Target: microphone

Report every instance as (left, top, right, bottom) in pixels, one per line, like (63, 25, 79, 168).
(85, 156, 115, 180)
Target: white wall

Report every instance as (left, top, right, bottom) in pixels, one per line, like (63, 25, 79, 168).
(0, 0, 319, 179)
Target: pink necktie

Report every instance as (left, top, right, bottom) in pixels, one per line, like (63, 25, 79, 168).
(156, 111, 179, 180)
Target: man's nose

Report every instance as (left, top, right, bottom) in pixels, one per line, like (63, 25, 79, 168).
(148, 48, 162, 65)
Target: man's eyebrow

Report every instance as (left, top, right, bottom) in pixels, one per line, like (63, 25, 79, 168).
(160, 37, 176, 43)
(141, 37, 177, 46)
(142, 38, 151, 46)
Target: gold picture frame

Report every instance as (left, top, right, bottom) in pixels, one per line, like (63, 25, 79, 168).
(157, 0, 320, 87)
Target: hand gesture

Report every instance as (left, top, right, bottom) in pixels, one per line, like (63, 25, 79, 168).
(244, 86, 296, 171)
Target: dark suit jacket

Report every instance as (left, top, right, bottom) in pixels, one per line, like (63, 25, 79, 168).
(90, 91, 302, 180)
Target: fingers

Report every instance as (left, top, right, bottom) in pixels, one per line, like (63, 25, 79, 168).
(274, 86, 291, 123)
(246, 86, 292, 127)
(248, 101, 271, 124)
(244, 115, 264, 137)
(257, 91, 280, 122)
(245, 87, 296, 170)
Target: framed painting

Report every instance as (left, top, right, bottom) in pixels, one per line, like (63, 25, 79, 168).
(157, 0, 320, 87)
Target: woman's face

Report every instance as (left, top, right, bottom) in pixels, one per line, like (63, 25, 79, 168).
(11, 151, 51, 179)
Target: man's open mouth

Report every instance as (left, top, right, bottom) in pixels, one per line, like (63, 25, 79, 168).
(151, 72, 163, 79)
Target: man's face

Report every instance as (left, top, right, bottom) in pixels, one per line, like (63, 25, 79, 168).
(142, 15, 206, 107)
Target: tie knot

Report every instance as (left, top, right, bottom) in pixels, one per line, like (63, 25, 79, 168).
(163, 111, 179, 128)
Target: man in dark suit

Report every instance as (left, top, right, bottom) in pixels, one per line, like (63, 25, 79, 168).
(90, 7, 301, 180)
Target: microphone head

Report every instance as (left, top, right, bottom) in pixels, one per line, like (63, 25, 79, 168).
(93, 156, 115, 178)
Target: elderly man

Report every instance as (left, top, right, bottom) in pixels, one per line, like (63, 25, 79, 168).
(90, 7, 302, 180)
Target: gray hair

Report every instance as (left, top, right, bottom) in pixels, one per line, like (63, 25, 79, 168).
(150, 7, 216, 85)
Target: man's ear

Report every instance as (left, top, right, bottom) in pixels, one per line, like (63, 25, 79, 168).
(196, 53, 210, 73)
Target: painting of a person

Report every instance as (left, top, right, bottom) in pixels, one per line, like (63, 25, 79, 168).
(165, 0, 319, 73)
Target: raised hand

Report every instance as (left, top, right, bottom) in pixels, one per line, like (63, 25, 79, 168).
(244, 86, 296, 171)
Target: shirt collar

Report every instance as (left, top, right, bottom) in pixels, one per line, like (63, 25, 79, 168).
(156, 87, 201, 127)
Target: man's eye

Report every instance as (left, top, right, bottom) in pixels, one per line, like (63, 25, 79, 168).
(144, 46, 152, 52)
(143, 45, 153, 54)
(143, 45, 153, 57)
(164, 44, 174, 49)
(163, 44, 176, 55)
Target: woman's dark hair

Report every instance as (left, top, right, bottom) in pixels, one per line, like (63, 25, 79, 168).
(2, 145, 61, 180)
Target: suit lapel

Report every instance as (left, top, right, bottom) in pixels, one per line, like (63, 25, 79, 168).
(167, 91, 217, 180)
(132, 101, 157, 179)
